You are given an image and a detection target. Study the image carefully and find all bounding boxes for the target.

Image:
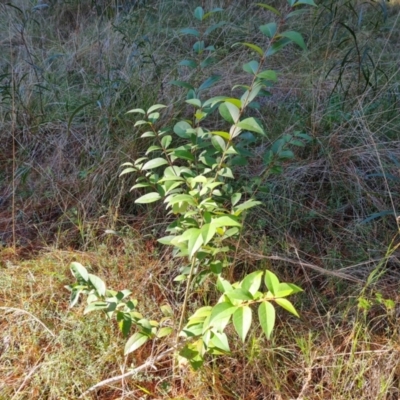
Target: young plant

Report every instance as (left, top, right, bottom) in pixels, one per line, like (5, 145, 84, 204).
(68, 0, 316, 391)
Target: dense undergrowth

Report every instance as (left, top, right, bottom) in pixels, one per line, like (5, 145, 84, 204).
(1, 0, 400, 398)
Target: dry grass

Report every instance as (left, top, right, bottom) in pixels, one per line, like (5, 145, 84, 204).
(1, 0, 400, 398)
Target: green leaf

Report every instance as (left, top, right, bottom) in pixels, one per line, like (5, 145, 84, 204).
(186, 98, 202, 107)
(211, 136, 226, 152)
(199, 75, 221, 92)
(84, 301, 108, 314)
(234, 42, 264, 56)
(174, 121, 193, 138)
(160, 304, 173, 317)
(219, 102, 239, 124)
(147, 104, 166, 113)
(210, 260, 223, 274)
(209, 331, 230, 353)
(217, 276, 233, 293)
(279, 31, 307, 50)
(275, 282, 303, 297)
(130, 183, 150, 191)
(117, 312, 132, 337)
(231, 193, 242, 206)
(258, 301, 275, 339)
(211, 215, 241, 228)
(264, 270, 280, 295)
(157, 327, 173, 338)
(256, 3, 281, 16)
(180, 28, 200, 37)
(174, 274, 187, 282)
(167, 194, 196, 206)
(188, 228, 203, 259)
(260, 22, 277, 38)
(241, 271, 263, 295)
(209, 302, 237, 327)
(226, 288, 253, 301)
(126, 108, 145, 114)
(201, 223, 217, 245)
(70, 262, 89, 282)
(135, 192, 162, 204)
(218, 167, 234, 179)
(211, 131, 230, 140)
(142, 158, 168, 170)
(243, 60, 259, 75)
(88, 274, 106, 296)
(257, 70, 277, 81)
(193, 40, 205, 53)
(161, 135, 172, 149)
(174, 149, 195, 161)
(275, 298, 299, 317)
(234, 199, 261, 213)
(200, 57, 216, 68)
(194, 6, 204, 21)
(124, 332, 149, 355)
(295, 0, 317, 6)
(237, 117, 264, 134)
(265, 38, 291, 56)
(240, 82, 263, 109)
(233, 306, 252, 342)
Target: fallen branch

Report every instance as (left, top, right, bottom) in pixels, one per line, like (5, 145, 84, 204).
(79, 347, 174, 398)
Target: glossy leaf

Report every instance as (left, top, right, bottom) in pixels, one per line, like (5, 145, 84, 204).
(174, 121, 193, 138)
(295, 0, 317, 6)
(260, 22, 277, 38)
(235, 42, 264, 56)
(127, 108, 145, 114)
(275, 298, 299, 317)
(226, 288, 253, 301)
(211, 215, 241, 227)
(142, 158, 168, 170)
(124, 332, 149, 355)
(243, 60, 259, 75)
(161, 135, 172, 149)
(237, 117, 264, 134)
(265, 38, 291, 56)
(71, 262, 89, 282)
(135, 192, 162, 204)
(194, 6, 204, 21)
(157, 327, 173, 338)
(241, 271, 263, 295)
(147, 104, 166, 113)
(210, 331, 230, 352)
(258, 301, 275, 339)
(201, 223, 217, 245)
(209, 302, 237, 327)
(233, 306, 252, 342)
(199, 75, 222, 92)
(264, 270, 280, 295)
(257, 70, 277, 81)
(188, 229, 203, 259)
(88, 274, 106, 296)
(279, 31, 307, 50)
